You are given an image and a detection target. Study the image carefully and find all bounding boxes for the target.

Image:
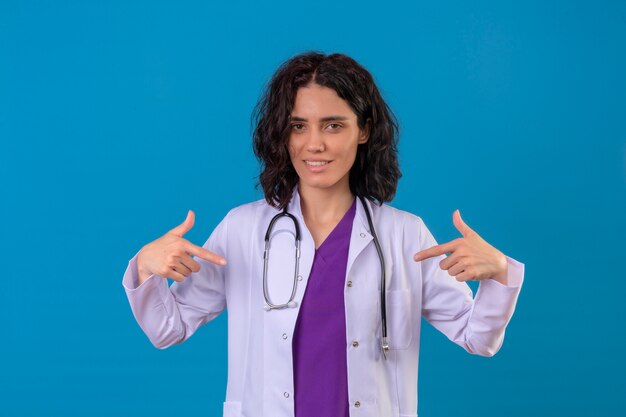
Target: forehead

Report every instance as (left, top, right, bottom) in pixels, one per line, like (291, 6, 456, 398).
(291, 83, 356, 119)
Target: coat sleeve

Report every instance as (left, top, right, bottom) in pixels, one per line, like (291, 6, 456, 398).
(121, 211, 230, 349)
(413, 215, 525, 357)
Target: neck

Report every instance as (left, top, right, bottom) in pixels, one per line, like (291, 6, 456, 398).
(298, 181, 355, 225)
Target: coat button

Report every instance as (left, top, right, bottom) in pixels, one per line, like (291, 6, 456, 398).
(347, 280, 352, 287)
(360, 233, 366, 238)
(297, 275, 303, 281)
(354, 400, 361, 408)
(352, 340, 359, 347)
(282, 333, 288, 340)
(284, 392, 290, 398)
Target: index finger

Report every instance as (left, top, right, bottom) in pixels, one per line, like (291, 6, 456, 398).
(185, 242, 227, 266)
(413, 240, 458, 262)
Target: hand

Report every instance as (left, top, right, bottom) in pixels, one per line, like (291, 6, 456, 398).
(413, 210, 508, 284)
(136, 210, 227, 285)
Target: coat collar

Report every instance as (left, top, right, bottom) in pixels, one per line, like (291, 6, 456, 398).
(285, 183, 376, 276)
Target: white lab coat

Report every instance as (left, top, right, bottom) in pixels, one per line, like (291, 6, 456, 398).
(122, 184, 524, 417)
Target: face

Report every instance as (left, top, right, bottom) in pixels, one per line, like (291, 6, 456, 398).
(287, 82, 369, 195)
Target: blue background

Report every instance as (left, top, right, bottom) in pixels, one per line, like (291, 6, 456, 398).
(1, 0, 624, 416)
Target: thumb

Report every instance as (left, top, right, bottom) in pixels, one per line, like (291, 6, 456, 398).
(169, 209, 195, 237)
(453, 209, 473, 237)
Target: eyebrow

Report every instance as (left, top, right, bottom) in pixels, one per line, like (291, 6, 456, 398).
(289, 115, 350, 122)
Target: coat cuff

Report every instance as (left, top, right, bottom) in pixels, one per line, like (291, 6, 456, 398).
(122, 251, 170, 308)
(484, 255, 524, 289)
(467, 255, 524, 354)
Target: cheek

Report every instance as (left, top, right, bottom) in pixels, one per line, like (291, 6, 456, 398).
(342, 143, 359, 163)
(287, 136, 304, 157)
(286, 137, 294, 156)
(287, 143, 297, 160)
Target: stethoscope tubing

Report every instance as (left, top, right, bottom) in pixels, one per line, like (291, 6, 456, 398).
(262, 195, 389, 359)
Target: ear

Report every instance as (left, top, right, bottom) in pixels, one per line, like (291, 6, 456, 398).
(358, 118, 371, 144)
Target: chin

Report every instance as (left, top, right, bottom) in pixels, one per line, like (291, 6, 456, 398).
(300, 180, 333, 189)
(298, 177, 344, 191)
(295, 167, 349, 192)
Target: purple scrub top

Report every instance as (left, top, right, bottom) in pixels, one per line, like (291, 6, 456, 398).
(291, 197, 357, 417)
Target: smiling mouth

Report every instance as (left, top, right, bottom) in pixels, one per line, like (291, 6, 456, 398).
(304, 160, 331, 166)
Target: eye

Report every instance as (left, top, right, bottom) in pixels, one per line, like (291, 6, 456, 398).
(291, 123, 304, 130)
(327, 123, 342, 130)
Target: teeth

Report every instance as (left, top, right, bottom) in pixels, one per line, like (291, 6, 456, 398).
(305, 161, 328, 166)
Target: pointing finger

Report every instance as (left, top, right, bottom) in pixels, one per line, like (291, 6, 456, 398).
(185, 242, 227, 266)
(414, 239, 459, 262)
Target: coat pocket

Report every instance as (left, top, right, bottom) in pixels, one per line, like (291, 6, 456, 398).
(386, 289, 413, 349)
(223, 401, 242, 417)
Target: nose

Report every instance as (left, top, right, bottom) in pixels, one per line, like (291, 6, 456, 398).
(306, 127, 325, 152)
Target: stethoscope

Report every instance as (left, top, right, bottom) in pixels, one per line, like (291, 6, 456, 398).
(262, 195, 390, 359)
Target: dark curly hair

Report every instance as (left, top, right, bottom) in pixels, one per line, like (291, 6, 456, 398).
(252, 51, 401, 210)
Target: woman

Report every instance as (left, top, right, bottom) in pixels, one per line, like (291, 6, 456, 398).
(122, 51, 525, 417)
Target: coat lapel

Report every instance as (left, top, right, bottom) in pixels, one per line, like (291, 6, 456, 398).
(287, 184, 375, 284)
(346, 195, 375, 277)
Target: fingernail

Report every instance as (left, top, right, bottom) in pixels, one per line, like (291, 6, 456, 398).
(220, 258, 227, 265)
